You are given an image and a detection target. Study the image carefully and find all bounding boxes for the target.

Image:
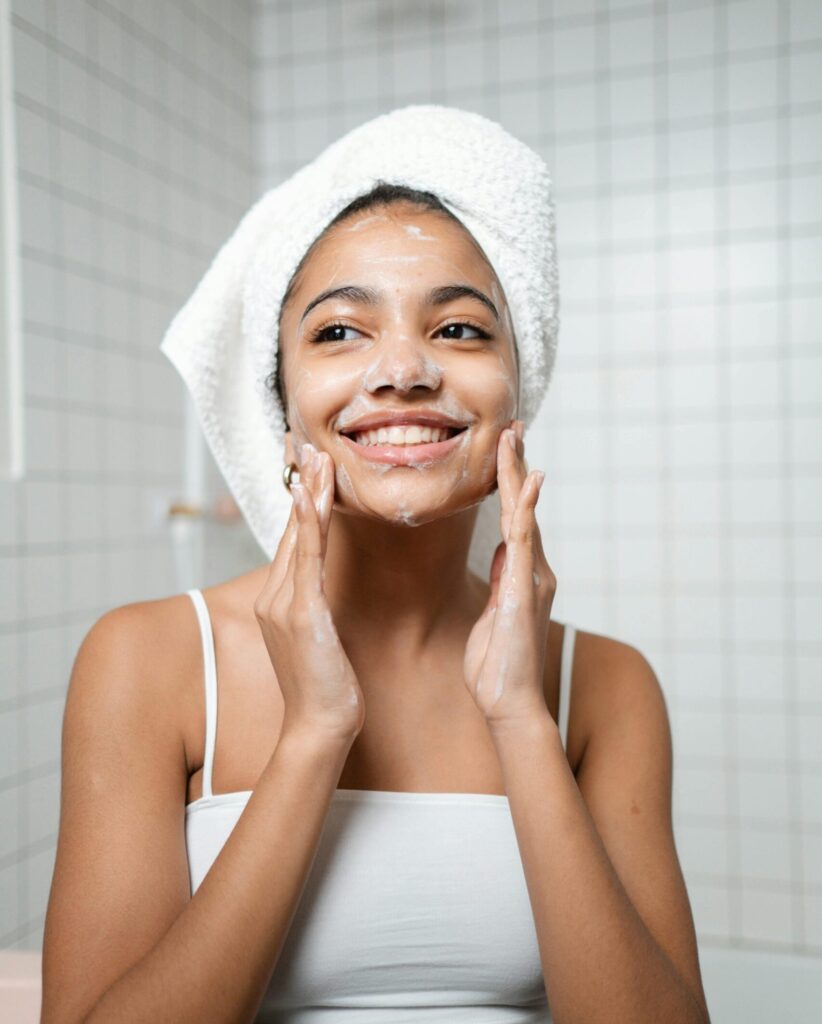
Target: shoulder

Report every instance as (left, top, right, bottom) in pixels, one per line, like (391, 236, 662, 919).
(569, 627, 668, 765)
(73, 593, 201, 690)
(67, 594, 202, 765)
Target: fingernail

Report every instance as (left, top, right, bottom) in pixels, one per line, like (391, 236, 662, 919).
(516, 420, 525, 441)
(535, 471, 545, 489)
(507, 429, 517, 450)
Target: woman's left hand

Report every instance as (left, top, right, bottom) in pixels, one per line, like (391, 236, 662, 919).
(463, 420, 557, 731)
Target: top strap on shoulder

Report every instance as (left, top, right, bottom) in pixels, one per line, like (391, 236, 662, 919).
(186, 588, 218, 800)
(558, 624, 576, 752)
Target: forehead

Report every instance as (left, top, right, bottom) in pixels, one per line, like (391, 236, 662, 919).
(296, 204, 503, 293)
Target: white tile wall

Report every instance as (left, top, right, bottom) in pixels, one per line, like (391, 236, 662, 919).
(249, 0, 821, 958)
(2, 0, 256, 950)
(3, 0, 820, 967)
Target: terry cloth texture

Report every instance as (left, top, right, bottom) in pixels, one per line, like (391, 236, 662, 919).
(160, 104, 559, 578)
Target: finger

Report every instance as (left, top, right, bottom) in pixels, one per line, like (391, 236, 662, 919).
(507, 469, 544, 551)
(258, 478, 300, 602)
(314, 452, 334, 559)
(292, 481, 324, 603)
(487, 541, 506, 611)
(300, 442, 321, 514)
(301, 446, 334, 554)
(262, 444, 311, 602)
(496, 428, 516, 536)
(511, 420, 529, 487)
(321, 452, 335, 530)
(498, 427, 527, 542)
(497, 470, 543, 604)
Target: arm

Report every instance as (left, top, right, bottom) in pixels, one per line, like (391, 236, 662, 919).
(40, 603, 355, 1024)
(489, 643, 711, 1024)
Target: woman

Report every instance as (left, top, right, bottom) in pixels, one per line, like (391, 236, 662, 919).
(41, 108, 710, 1023)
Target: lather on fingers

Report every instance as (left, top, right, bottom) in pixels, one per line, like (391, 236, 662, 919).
(498, 421, 528, 543)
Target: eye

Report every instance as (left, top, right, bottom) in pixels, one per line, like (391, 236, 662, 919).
(438, 321, 493, 341)
(307, 319, 494, 343)
(307, 322, 363, 343)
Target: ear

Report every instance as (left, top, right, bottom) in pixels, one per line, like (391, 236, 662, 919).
(283, 429, 295, 467)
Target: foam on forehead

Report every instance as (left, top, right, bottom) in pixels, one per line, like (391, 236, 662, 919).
(271, 185, 523, 428)
(160, 103, 559, 570)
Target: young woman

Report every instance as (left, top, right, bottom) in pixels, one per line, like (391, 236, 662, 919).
(41, 153, 711, 1022)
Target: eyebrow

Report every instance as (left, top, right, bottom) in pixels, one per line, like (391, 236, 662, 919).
(299, 283, 500, 325)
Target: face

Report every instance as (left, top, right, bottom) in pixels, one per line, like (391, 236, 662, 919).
(278, 203, 519, 527)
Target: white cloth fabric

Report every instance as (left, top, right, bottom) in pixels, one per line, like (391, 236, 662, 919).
(160, 104, 559, 578)
(184, 588, 577, 1022)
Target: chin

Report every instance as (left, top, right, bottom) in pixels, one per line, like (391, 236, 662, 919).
(345, 489, 492, 528)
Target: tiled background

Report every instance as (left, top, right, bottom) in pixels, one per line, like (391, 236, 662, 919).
(1, 0, 820, 961)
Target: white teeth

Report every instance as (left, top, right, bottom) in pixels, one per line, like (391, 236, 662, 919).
(350, 424, 456, 447)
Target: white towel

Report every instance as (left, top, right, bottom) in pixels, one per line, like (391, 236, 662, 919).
(160, 104, 559, 580)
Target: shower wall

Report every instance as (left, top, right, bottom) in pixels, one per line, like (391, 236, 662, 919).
(1, 0, 255, 950)
(252, 0, 822, 956)
(2, 0, 820, 964)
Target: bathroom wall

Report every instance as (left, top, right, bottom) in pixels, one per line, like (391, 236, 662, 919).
(3, 0, 819, 964)
(253, 0, 822, 955)
(1, 0, 255, 950)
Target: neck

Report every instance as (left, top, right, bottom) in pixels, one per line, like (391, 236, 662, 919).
(320, 504, 486, 657)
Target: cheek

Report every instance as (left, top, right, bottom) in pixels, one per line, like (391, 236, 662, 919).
(287, 363, 360, 449)
(464, 353, 517, 431)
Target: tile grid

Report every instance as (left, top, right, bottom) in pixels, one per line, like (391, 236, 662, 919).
(778, 0, 805, 951)
(713, 0, 742, 942)
(251, 0, 822, 953)
(3, 0, 819, 956)
(3, 0, 256, 949)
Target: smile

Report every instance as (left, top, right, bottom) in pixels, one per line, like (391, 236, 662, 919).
(338, 425, 469, 466)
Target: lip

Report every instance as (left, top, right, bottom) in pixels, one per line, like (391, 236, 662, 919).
(338, 427, 469, 466)
(338, 410, 470, 432)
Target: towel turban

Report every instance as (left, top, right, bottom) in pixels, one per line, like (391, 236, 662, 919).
(160, 103, 559, 579)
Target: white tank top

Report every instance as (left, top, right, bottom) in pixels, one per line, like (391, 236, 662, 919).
(184, 588, 577, 1023)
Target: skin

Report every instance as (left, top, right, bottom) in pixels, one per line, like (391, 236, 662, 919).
(37, 208, 709, 1024)
(274, 202, 538, 680)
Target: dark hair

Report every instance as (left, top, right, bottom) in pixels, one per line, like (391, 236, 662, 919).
(264, 182, 463, 431)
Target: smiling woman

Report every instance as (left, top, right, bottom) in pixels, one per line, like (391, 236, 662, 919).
(270, 183, 520, 528)
(40, 105, 710, 1024)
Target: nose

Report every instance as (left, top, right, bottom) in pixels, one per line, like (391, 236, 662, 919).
(362, 333, 443, 395)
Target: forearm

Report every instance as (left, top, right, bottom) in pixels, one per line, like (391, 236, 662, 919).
(490, 713, 706, 1024)
(83, 726, 354, 1024)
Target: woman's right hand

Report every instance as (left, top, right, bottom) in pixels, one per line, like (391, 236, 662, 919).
(254, 442, 365, 743)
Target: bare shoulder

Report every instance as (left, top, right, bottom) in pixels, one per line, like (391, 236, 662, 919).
(56, 591, 206, 821)
(41, 594, 204, 1024)
(69, 594, 202, 757)
(568, 626, 666, 765)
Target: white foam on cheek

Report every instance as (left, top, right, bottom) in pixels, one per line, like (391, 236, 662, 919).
(289, 368, 317, 462)
(491, 349, 517, 415)
(336, 462, 361, 507)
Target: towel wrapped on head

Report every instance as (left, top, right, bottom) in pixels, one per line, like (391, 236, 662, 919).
(160, 104, 559, 578)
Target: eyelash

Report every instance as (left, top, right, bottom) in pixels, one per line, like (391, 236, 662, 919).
(306, 319, 494, 344)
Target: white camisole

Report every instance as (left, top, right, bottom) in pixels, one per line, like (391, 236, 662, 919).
(184, 588, 577, 1023)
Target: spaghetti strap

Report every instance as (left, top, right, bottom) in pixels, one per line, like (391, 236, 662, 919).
(186, 588, 217, 800)
(558, 623, 576, 752)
